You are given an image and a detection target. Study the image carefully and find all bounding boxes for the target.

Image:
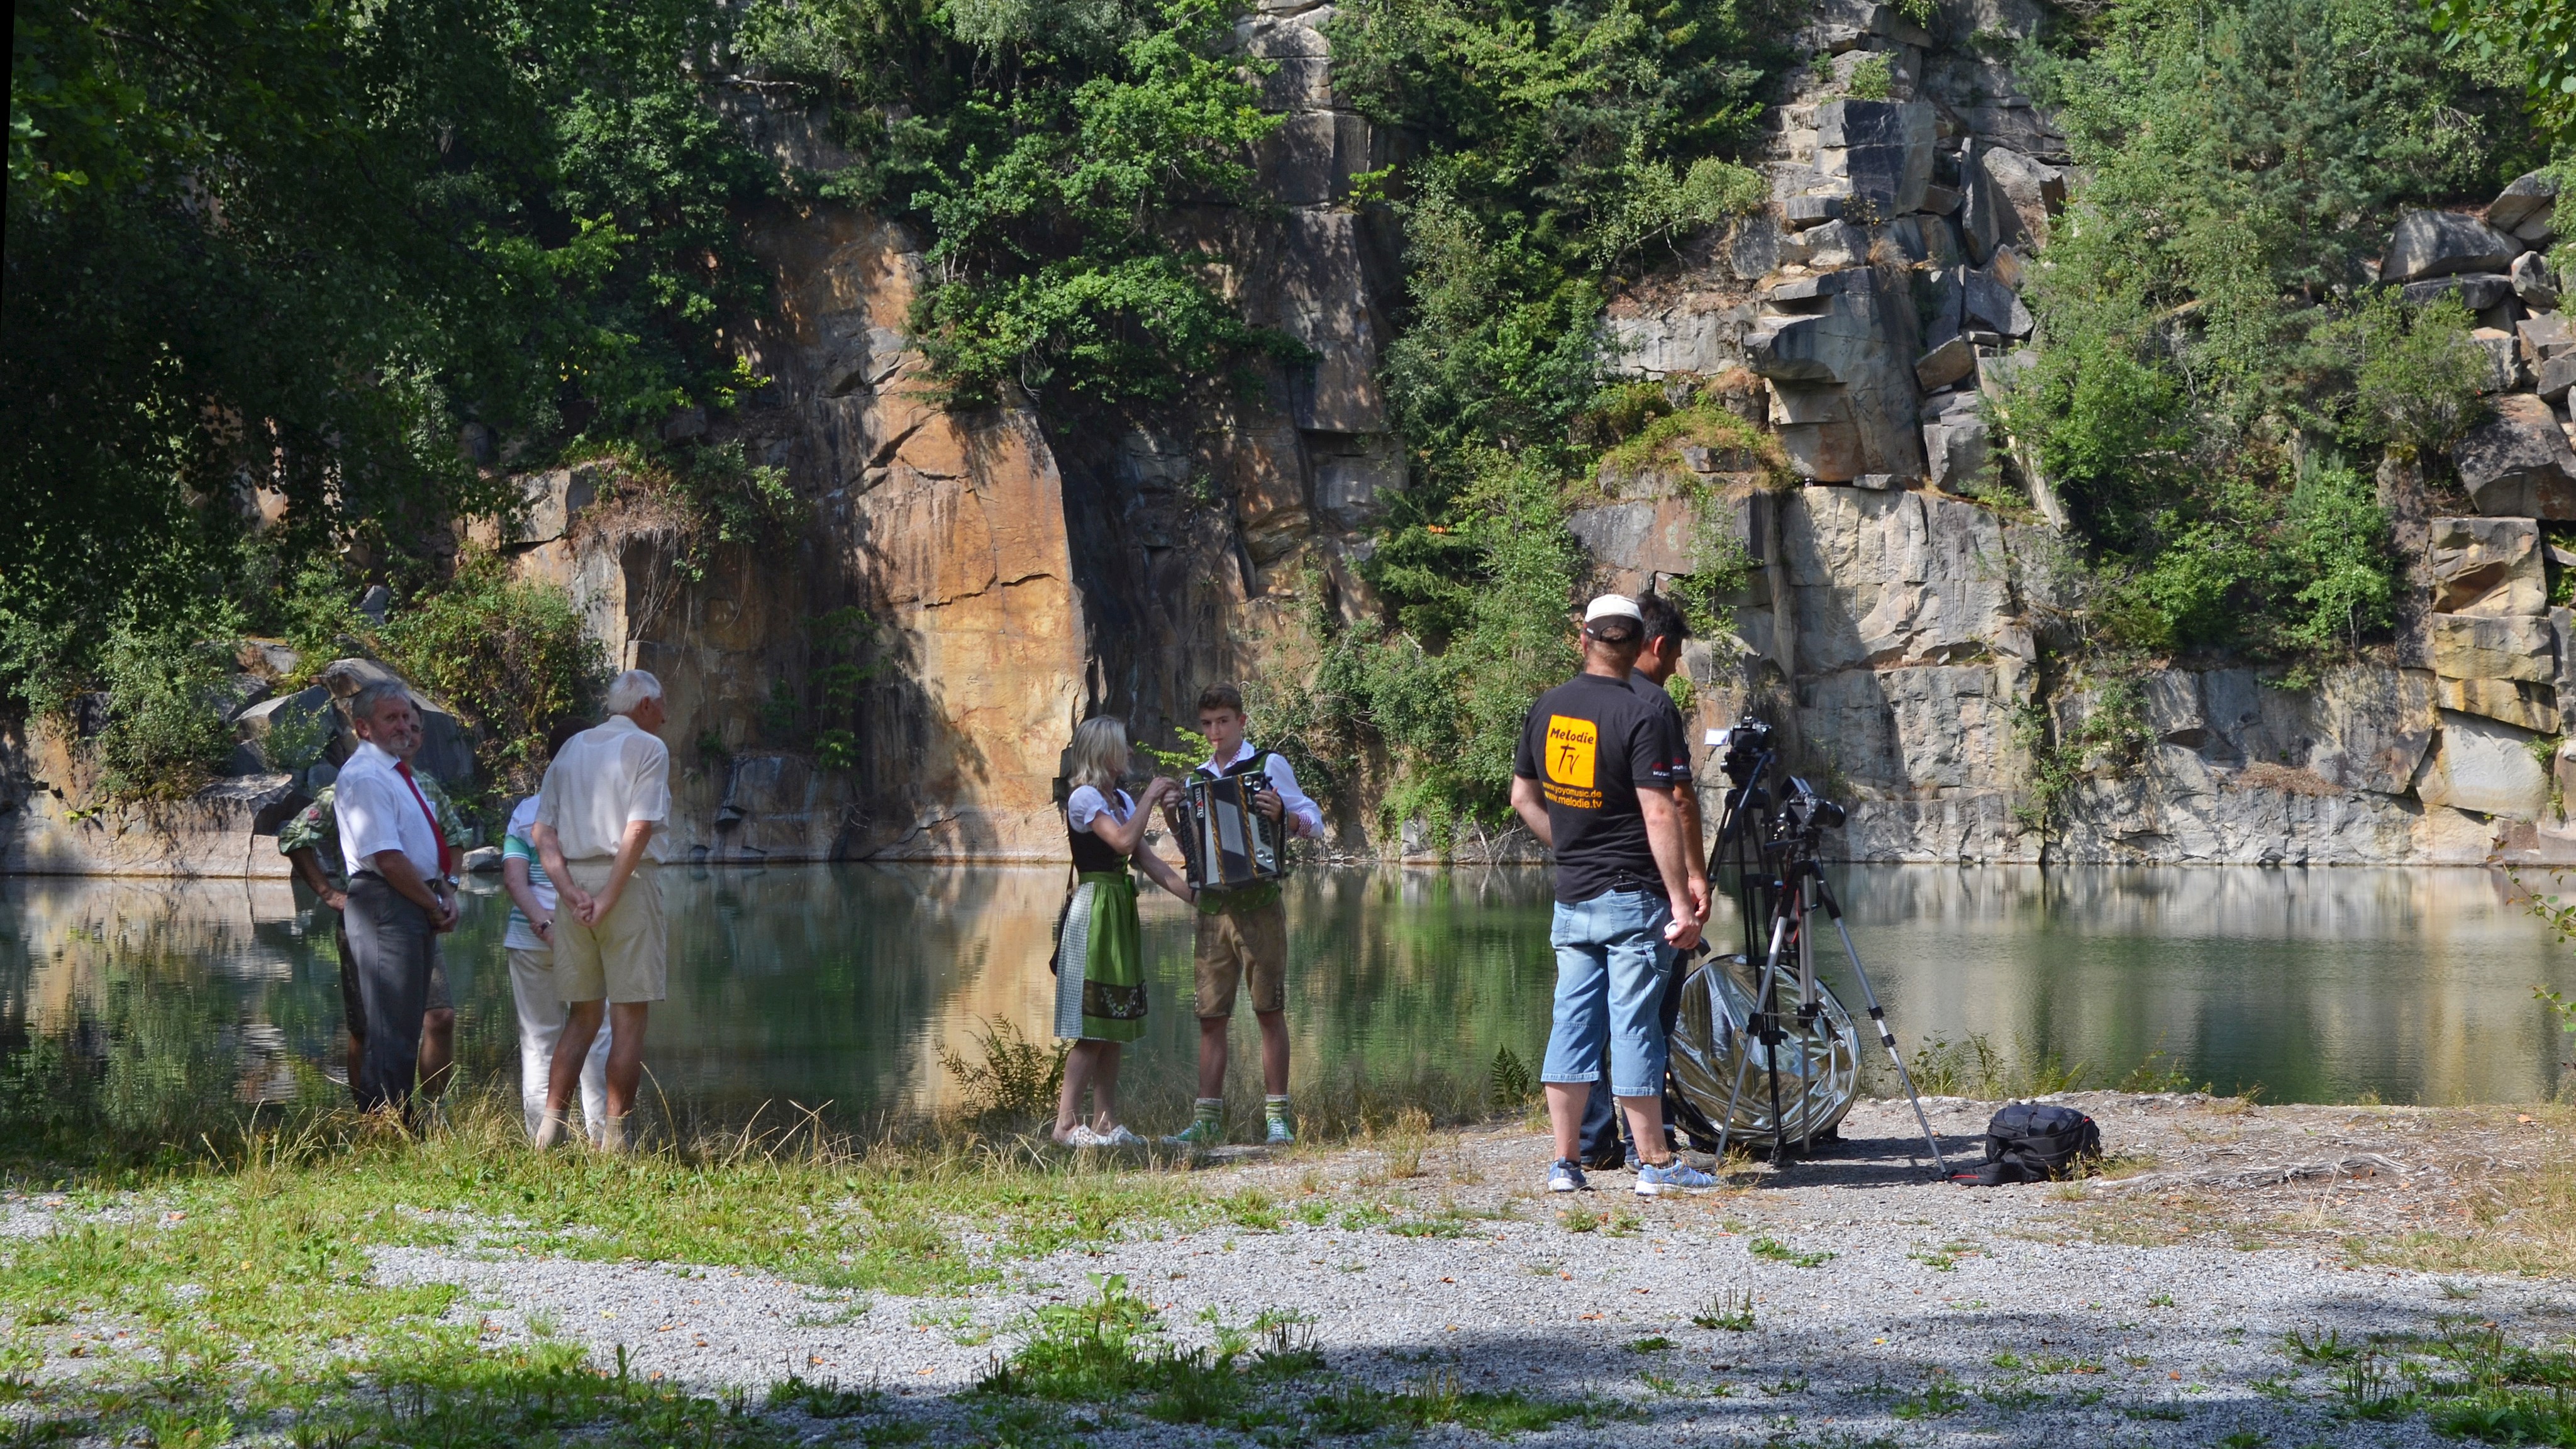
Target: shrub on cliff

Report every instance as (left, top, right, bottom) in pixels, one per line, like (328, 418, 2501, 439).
(740, 0, 1299, 408)
(2018, 0, 2534, 667)
(91, 622, 244, 804)
(377, 556, 611, 800)
(1235, 0, 1784, 828)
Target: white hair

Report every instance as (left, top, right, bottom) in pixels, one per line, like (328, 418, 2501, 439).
(348, 681, 411, 723)
(604, 670, 665, 717)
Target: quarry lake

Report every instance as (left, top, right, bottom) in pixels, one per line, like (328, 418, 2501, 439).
(7, 865, 2575, 1126)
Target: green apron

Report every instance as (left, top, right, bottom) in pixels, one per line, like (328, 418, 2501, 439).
(1059, 869, 1146, 1042)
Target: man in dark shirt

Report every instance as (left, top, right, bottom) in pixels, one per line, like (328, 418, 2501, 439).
(1511, 594, 1716, 1197)
(1578, 590, 1709, 1168)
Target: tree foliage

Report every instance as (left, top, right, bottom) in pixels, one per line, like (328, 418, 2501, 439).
(2422, 0, 2576, 137)
(376, 553, 611, 799)
(740, 0, 1297, 407)
(4, 0, 772, 706)
(2018, 0, 2533, 667)
(1245, 0, 1784, 824)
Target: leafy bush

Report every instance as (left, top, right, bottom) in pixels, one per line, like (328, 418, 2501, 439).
(741, 0, 1297, 409)
(2015, 0, 2520, 672)
(91, 622, 242, 803)
(2090, 462, 2395, 666)
(6, 0, 773, 713)
(376, 553, 611, 799)
(936, 1018, 1068, 1121)
(1234, 0, 1787, 830)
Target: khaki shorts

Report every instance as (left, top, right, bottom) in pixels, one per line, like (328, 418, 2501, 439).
(553, 860, 667, 1004)
(1193, 895, 1287, 1018)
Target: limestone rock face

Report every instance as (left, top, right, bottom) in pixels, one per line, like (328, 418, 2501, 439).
(2413, 709, 2551, 819)
(1974, 145, 2063, 246)
(2428, 613, 2555, 682)
(2489, 170, 2562, 235)
(2541, 353, 2576, 405)
(2428, 516, 2545, 615)
(2402, 274, 2513, 312)
(1920, 389, 1989, 493)
(2455, 394, 2576, 518)
(2383, 209, 2518, 282)
(0, 718, 306, 877)
(1816, 99, 1935, 216)
(1748, 270, 1926, 481)
(2512, 250, 2562, 309)
(2302, 666, 2438, 797)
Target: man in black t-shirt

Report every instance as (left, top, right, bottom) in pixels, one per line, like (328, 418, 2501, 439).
(1577, 590, 1709, 1169)
(1511, 594, 1715, 1197)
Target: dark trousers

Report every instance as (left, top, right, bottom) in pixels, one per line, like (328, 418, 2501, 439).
(1579, 945, 1686, 1164)
(343, 874, 434, 1116)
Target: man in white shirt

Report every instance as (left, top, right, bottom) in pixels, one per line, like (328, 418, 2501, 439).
(1160, 684, 1324, 1147)
(531, 669, 673, 1151)
(331, 681, 460, 1119)
(500, 718, 612, 1143)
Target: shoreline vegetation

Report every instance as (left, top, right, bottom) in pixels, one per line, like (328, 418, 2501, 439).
(3, 1036, 2571, 1446)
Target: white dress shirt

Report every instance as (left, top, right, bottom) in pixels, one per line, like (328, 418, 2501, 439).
(1193, 741, 1323, 837)
(333, 741, 447, 880)
(535, 714, 672, 862)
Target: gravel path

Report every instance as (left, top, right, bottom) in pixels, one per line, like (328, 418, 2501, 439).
(363, 1095, 2576, 1446)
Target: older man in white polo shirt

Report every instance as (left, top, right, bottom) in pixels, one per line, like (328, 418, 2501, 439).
(531, 669, 672, 1151)
(332, 680, 460, 1119)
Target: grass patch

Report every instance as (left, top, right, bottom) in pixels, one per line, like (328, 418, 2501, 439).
(1303, 1369, 1627, 1436)
(1748, 1236, 1835, 1269)
(2357, 1107, 2575, 1279)
(2319, 1316, 2576, 1444)
(1692, 1288, 1757, 1331)
(972, 1275, 1325, 1428)
(1891, 1375, 1968, 1419)
(0, 1089, 1253, 1448)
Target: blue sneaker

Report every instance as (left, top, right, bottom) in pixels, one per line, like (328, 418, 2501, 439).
(1548, 1158, 1589, 1193)
(1635, 1159, 1716, 1196)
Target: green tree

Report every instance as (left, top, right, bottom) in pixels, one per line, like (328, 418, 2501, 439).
(2018, 0, 2520, 668)
(1250, 0, 1784, 826)
(740, 0, 1299, 408)
(5, 0, 772, 707)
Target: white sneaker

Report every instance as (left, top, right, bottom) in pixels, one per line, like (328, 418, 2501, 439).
(1057, 1125, 1108, 1148)
(1099, 1125, 1145, 1148)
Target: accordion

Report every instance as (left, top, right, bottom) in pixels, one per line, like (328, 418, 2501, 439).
(1176, 773, 1291, 891)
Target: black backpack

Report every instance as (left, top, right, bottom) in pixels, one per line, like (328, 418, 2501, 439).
(1961, 1102, 2101, 1185)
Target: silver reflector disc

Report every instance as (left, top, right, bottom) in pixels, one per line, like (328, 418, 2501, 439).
(1669, 955, 1862, 1143)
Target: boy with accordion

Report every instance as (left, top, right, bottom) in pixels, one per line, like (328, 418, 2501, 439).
(1161, 684, 1324, 1146)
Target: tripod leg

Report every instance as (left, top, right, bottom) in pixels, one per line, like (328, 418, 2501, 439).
(1765, 915, 1790, 1164)
(1828, 912, 1951, 1179)
(1715, 911, 1792, 1162)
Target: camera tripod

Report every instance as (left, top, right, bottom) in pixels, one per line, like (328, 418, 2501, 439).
(1701, 724, 1950, 1179)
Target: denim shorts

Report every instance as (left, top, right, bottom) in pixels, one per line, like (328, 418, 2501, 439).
(1539, 889, 1673, 1099)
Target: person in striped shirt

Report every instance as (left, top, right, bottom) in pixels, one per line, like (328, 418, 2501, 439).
(500, 719, 612, 1143)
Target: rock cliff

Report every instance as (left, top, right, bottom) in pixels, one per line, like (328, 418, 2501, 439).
(12, 0, 2576, 874)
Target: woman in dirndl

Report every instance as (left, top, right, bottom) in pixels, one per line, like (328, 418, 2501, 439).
(1052, 716, 1196, 1147)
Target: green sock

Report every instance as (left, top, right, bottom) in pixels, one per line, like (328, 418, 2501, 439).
(1192, 1097, 1224, 1133)
(1265, 1096, 1291, 1126)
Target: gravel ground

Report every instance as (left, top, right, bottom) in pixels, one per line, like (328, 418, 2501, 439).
(350, 1093, 2573, 1446)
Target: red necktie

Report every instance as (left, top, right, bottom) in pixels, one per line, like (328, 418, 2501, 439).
(394, 759, 455, 877)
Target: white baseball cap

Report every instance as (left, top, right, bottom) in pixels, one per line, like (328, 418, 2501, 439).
(1583, 594, 1643, 625)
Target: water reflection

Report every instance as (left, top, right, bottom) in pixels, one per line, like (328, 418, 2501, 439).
(3, 866, 2570, 1127)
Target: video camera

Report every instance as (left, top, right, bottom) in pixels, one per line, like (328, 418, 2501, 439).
(1706, 716, 1843, 852)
